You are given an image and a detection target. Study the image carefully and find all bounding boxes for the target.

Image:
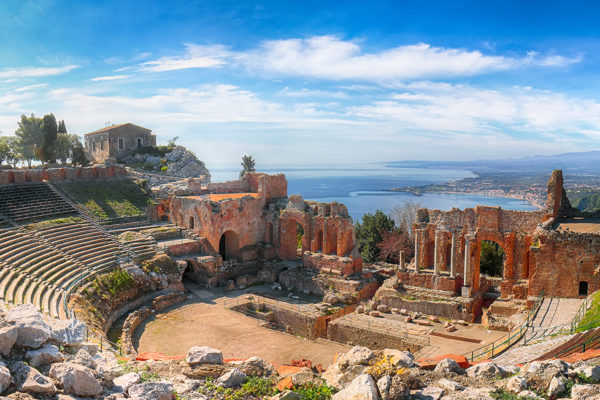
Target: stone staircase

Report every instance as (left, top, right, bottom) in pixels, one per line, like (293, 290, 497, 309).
(0, 182, 77, 223)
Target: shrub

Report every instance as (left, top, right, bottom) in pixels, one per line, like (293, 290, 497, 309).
(293, 382, 335, 400)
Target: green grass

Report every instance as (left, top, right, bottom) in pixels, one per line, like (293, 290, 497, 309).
(577, 291, 600, 331)
(24, 216, 84, 231)
(91, 268, 135, 296)
(294, 383, 335, 400)
(59, 179, 156, 220)
(199, 376, 277, 400)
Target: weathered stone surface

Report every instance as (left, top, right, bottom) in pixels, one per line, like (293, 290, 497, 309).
(388, 375, 410, 400)
(574, 365, 600, 382)
(377, 375, 391, 400)
(67, 349, 97, 369)
(382, 349, 414, 367)
(571, 384, 600, 400)
(323, 365, 366, 390)
(271, 390, 301, 400)
(113, 372, 141, 392)
(21, 368, 57, 395)
(49, 362, 103, 397)
(25, 344, 63, 367)
(466, 362, 504, 379)
(377, 305, 390, 313)
(128, 382, 173, 400)
(433, 358, 463, 374)
(0, 326, 18, 357)
(516, 390, 543, 399)
(547, 375, 565, 398)
(0, 365, 10, 394)
(338, 346, 374, 368)
(411, 387, 445, 400)
(48, 319, 86, 346)
(5, 305, 51, 349)
(186, 346, 223, 366)
(519, 359, 567, 387)
(216, 368, 246, 388)
(332, 374, 377, 400)
(506, 375, 527, 393)
(436, 378, 465, 391)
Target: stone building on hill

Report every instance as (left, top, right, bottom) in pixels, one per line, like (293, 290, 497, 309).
(84, 123, 156, 163)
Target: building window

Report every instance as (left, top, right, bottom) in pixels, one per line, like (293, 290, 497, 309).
(92, 141, 96, 151)
(579, 281, 589, 296)
(118, 138, 124, 150)
(137, 138, 143, 148)
(100, 140, 104, 151)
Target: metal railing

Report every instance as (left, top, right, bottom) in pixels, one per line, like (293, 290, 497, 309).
(464, 290, 545, 361)
(570, 292, 595, 332)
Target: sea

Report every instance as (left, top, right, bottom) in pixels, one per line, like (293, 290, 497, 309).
(210, 165, 537, 222)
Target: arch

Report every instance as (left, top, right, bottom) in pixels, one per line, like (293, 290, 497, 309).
(325, 227, 338, 255)
(219, 230, 239, 261)
(313, 229, 323, 252)
(426, 241, 435, 269)
(479, 239, 505, 278)
(279, 216, 310, 260)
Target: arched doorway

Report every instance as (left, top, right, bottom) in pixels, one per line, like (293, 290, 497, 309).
(479, 240, 505, 278)
(314, 230, 323, 252)
(296, 222, 305, 258)
(219, 230, 239, 261)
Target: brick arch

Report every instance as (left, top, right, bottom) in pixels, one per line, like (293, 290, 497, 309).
(279, 213, 312, 260)
(472, 232, 512, 290)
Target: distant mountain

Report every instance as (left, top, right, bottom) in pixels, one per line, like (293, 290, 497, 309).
(386, 150, 600, 175)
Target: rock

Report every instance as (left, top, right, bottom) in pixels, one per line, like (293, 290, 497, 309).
(570, 384, 600, 400)
(411, 387, 445, 400)
(400, 309, 408, 315)
(186, 346, 223, 366)
(574, 365, 600, 382)
(377, 305, 390, 313)
(519, 359, 567, 386)
(516, 390, 543, 399)
(377, 375, 391, 400)
(444, 321, 451, 328)
(0, 326, 18, 356)
(356, 305, 365, 314)
(428, 316, 440, 323)
(332, 374, 378, 400)
(445, 325, 457, 332)
(217, 368, 246, 388)
(436, 378, 465, 391)
(25, 344, 63, 367)
(291, 368, 320, 387)
(391, 308, 400, 314)
(369, 311, 380, 317)
(5, 305, 51, 349)
(113, 372, 140, 392)
(388, 375, 410, 400)
(236, 356, 274, 376)
(128, 382, 174, 400)
(433, 358, 463, 374)
(547, 375, 565, 398)
(416, 319, 431, 326)
(49, 362, 103, 397)
(67, 349, 97, 369)
(404, 316, 412, 323)
(48, 319, 86, 346)
(21, 368, 57, 395)
(506, 375, 527, 393)
(323, 365, 366, 390)
(456, 320, 468, 326)
(271, 390, 301, 400)
(0, 365, 9, 394)
(466, 362, 504, 379)
(225, 280, 235, 291)
(339, 346, 375, 368)
(383, 349, 414, 367)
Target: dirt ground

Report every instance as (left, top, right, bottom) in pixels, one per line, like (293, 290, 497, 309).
(133, 293, 350, 368)
(557, 218, 600, 233)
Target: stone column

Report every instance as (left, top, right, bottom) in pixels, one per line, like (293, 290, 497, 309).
(463, 238, 471, 286)
(450, 233, 456, 277)
(399, 251, 405, 269)
(414, 231, 420, 272)
(433, 233, 440, 275)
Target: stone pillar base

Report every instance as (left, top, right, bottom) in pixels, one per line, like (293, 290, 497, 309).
(461, 286, 472, 298)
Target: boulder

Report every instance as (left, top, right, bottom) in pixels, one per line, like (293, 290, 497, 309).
(574, 365, 600, 382)
(547, 375, 565, 398)
(338, 346, 375, 368)
(436, 378, 465, 391)
(332, 374, 378, 400)
(0, 326, 18, 356)
(0, 365, 9, 394)
(48, 319, 86, 346)
(113, 372, 140, 392)
(466, 362, 504, 379)
(21, 368, 57, 395)
(383, 349, 414, 368)
(216, 368, 246, 388)
(128, 382, 173, 400)
(271, 391, 301, 400)
(291, 368, 321, 387)
(571, 384, 600, 400)
(516, 390, 543, 399)
(519, 359, 568, 386)
(5, 305, 51, 349)
(377, 305, 390, 313)
(388, 375, 410, 400)
(506, 375, 527, 393)
(433, 358, 463, 375)
(369, 311, 380, 317)
(323, 365, 366, 390)
(67, 349, 97, 369)
(25, 344, 63, 367)
(186, 346, 223, 366)
(49, 362, 103, 397)
(377, 375, 391, 400)
(445, 325, 457, 333)
(411, 387, 445, 400)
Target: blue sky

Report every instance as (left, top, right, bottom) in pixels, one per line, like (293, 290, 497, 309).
(1, 0, 600, 168)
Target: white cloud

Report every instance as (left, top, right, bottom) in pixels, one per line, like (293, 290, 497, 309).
(0, 65, 79, 79)
(127, 44, 229, 73)
(14, 83, 48, 92)
(90, 75, 131, 82)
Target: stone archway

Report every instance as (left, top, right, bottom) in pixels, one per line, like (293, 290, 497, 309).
(219, 230, 239, 261)
(279, 216, 310, 260)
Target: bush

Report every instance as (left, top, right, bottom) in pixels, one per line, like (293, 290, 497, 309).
(293, 382, 335, 400)
(92, 268, 135, 296)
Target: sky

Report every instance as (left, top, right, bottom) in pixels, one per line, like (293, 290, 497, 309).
(1, 0, 600, 169)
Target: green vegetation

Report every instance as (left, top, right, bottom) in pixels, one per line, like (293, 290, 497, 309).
(568, 190, 600, 213)
(59, 179, 155, 220)
(490, 389, 538, 400)
(199, 376, 277, 400)
(297, 223, 304, 249)
(239, 154, 256, 179)
(24, 216, 83, 231)
(355, 210, 396, 263)
(293, 382, 335, 400)
(480, 240, 505, 277)
(142, 254, 178, 275)
(577, 290, 600, 331)
(91, 268, 135, 297)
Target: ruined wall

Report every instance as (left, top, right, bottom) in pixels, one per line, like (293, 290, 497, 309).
(0, 166, 128, 185)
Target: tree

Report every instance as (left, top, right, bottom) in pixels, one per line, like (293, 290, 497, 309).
(0, 137, 10, 165)
(54, 133, 72, 164)
(480, 241, 504, 277)
(57, 120, 67, 133)
(355, 210, 396, 263)
(377, 229, 414, 264)
(391, 201, 422, 239)
(167, 136, 178, 147)
(5, 137, 22, 167)
(239, 155, 256, 178)
(70, 136, 88, 166)
(41, 113, 58, 163)
(14, 114, 44, 167)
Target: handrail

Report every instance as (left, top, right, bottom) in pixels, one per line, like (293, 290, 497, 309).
(570, 291, 596, 332)
(463, 290, 545, 361)
(554, 327, 600, 358)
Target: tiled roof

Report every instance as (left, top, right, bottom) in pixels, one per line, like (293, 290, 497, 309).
(85, 122, 150, 136)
